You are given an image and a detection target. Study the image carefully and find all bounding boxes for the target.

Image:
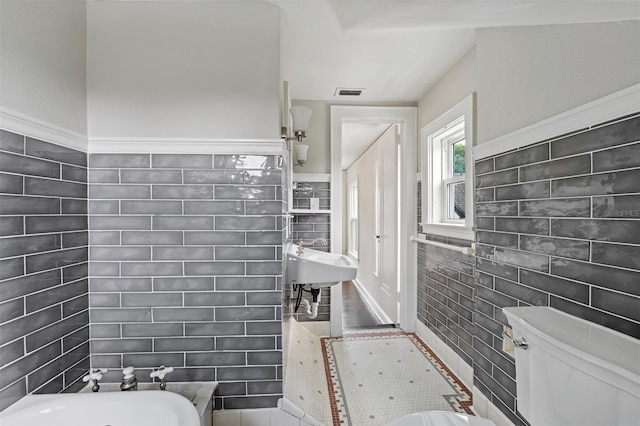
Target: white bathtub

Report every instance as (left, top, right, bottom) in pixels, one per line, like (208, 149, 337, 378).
(0, 390, 201, 426)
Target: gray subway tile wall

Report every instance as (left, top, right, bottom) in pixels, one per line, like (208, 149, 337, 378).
(471, 113, 640, 425)
(88, 153, 283, 409)
(0, 130, 89, 410)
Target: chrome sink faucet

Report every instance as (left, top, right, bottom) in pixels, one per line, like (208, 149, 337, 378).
(296, 238, 327, 256)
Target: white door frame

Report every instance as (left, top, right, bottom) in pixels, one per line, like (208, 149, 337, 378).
(330, 106, 417, 336)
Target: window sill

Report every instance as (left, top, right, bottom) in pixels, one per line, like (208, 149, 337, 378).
(420, 223, 474, 241)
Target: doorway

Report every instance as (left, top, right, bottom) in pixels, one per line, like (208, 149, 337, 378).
(329, 106, 417, 336)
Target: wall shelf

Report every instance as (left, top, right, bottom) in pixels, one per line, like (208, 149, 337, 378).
(289, 209, 331, 214)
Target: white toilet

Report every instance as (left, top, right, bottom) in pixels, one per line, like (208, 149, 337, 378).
(388, 306, 640, 426)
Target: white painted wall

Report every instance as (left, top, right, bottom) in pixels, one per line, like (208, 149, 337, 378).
(291, 100, 331, 173)
(0, 0, 87, 135)
(87, 1, 280, 140)
(476, 20, 640, 144)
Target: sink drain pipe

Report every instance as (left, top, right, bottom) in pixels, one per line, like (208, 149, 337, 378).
(295, 286, 321, 319)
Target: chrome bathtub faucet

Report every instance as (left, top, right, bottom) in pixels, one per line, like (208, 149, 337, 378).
(296, 238, 327, 256)
(120, 366, 138, 391)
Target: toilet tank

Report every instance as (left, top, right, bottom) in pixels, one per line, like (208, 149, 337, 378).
(503, 307, 640, 426)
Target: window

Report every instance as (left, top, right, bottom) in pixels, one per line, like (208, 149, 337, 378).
(421, 94, 474, 240)
(348, 180, 359, 258)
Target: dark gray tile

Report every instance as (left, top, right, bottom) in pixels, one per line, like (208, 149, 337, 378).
(121, 292, 182, 307)
(551, 169, 640, 198)
(550, 258, 640, 297)
(0, 269, 60, 302)
(245, 170, 281, 185)
(246, 231, 282, 245)
(495, 181, 549, 201)
(184, 292, 245, 306)
(184, 262, 244, 276)
(153, 307, 213, 322)
(475, 258, 518, 282)
(25, 279, 87, 313)
(0, 216, 24, 236)
(494, 248, 548, 272)
(89, 169, 119, 184)
(153, 246, 213, 260)
(215, 216, 275, 230)
(26, 138, 86, 167)
(89, 184, 150, 199)
(90, 216, 150, 230)
(519, 235, 589, 260)
(184, 231, 244, 245)
(153, 277, 214, 292)
(61, 199, 87, 215)
(25, 247, 87, 274)
(25, 311, 88, 352)
(216, 277, 275, 291)
(495, 143, 548, 171)
(186, 352, 245, 367)
(0, 305, 60, 346)
(246, 321, 282, 335)
(152, 185, 213, 199)
(476, 169, 518, 188)
(62, 325, 89, 352)
(122, 323, 183, 337)
(495, 218, 549, 235)
(91, 338, 152, 354)
(519, 198, 590, 217)
(593, 195, 640, 220)
(90, 246, 150, 261)
(593, 142, 640, 173)
(154, 337, 214, 352)
(221, 395, 282, 410)
(183, 170, 243, 184)
(551, 115, 640, 158)
(0, 340, 60, 390)
(0, 298, 24, 323)
(121, 169, 182, 184)
(592, 287, 640, 323)
(476, 201, 518, 217)
(475, 285, 517, 309)
(121, 262, 183, 276)
(0, 234, 61, 257)
(0, 195, 59, 215)
(184, 201, 243, 215)
(551, 218, 640, 244)
(121, 231, 182, 246)
(0, 152, 60, 179)
(90, 154, 150, 168)
(64, 262, 90, 282)
(185, 322, 244, 336)
(215, 307, 275, 321)
(475, 158, 494, 175)
(90, 278, 152, 292)
(215, 186, 276, 200)
(121, 200, 182, 214)
(153, 216, 213, 230)
(0, 130, 24, 153)
(152, 154, 212, 169)
(520, 154, 591, 182)
(476, 231, 518, 248)
(520, 269, 589, 304)
(122, 353, 184, 368)
(591, 242, 640, 270)
(61, 164, 87, 183)
(215, 246, 275, 261)
(62, 294, 88, 318)
(475, 188, 495, 203)
(90, 308, 151, 323)
(214, 155, 277, 170)
(0, 172, 23, 194)
(247, 292, 281, 306)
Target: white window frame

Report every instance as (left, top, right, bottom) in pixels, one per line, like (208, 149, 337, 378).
(348, 179, 359, 259)
(420, 94, 474, 240)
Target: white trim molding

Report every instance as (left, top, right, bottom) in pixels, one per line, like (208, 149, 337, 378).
(0, 107, 87, 152)
(89, 138, 285, 155)
(474, 83, 640, 160)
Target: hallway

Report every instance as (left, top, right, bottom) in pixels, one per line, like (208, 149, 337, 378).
(341, 281, 393, 330)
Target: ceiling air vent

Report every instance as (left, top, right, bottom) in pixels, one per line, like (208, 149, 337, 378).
(335, 88, 364, 97)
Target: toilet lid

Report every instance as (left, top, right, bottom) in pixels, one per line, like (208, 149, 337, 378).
(386, 411, 496, 426)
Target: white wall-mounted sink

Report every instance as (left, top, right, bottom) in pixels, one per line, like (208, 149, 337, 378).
(286, 244, 357, 288)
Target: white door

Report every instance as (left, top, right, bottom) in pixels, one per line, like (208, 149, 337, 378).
(376, 127, 399, 323)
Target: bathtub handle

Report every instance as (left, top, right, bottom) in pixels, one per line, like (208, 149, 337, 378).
(502, 332, 528, 350)
(82, 368, 108, 392)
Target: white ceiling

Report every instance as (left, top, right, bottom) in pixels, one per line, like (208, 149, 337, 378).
(274, 0, 639, 168)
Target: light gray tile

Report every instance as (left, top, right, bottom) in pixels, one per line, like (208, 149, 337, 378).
(88, 200, 119, 214)
(215, 186, 276, 200)
(153, 277, 214, 292)
(246, 322, 282, 335)
(153, 216, 213, 230)
(122, 353, 184, 368)
(152, 154, 212, 169)
(88, 261, 119, 276)
(121, 200, 182, 214)
(122, 323, 183, 337)
(475, 217, 495, 231)
(215, 307, 275, 321)
(90, 246, 150, 261)
(184, 292, 245, 306)
(90, 216, 150, 230)
(214, 155, 277, 170)
(184, 200, 243, 215)
(89, 231, 120, 245)
(90, 278, 152, 292)
(121, 262, 183, 276)
(90, 354, 122, 368)
(153, 246, 213, 260)
(246, 231, 282, 245)
(246, 262, 282, 275)
(89, 293, 120, 307)
(245, 201, 282, 215)
(216, 277, 276, 291)
(91, 339, 152, 353)
(121, 231, 183, 246)
(154, 337, 214, 352)
(186, 352, 245, 367)
(184, 261, 244, 276)
(89, 169, 119, 183)
(245, 170, 281, 185)
(90, 308, 151, 323)
(121, 169, 182, 184)
(152, 185, 213, 199)
(215, 246, 275, 260)
(185, 322, 244, 336)
(217, 337, 275, 351)
(89, 184, 150, 199)
(153, 308, 213, 322)
(246, 292, 281, 306)
(215, 216, 275, 230)
(90, 154, 150, 169)
(184, 231, 244, 245)
(183, 170, 243, 184)
(121, 293, 182, 307)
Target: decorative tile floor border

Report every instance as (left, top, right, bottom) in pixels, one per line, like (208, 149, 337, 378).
(322, 331, 473, 425)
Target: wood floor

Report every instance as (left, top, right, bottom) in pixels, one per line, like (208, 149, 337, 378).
(341, 281, 394, 330)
